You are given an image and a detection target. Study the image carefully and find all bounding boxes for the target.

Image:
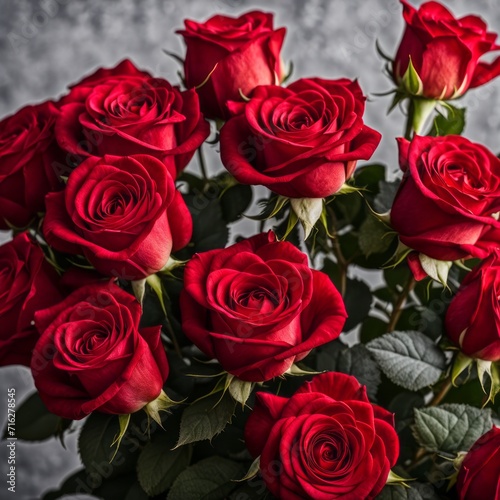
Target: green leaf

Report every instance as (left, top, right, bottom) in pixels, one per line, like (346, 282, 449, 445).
(321, 258, 342, 290)
(167, 456, 245, 500)
(137, 432, 192, 496)
(79, 413, 118, 467)
(376, 484, 424, 499)
(229, 480, 270, 500)
(176, 191, 229, 259)
(124, 482, 149, 500)
(343, 278, 372, 331)
(360, 316, 388, 343)
(430, 105, 466, 137)
(331, 191, 363, 227)
(78, 413, 137, 479)
(220, 183, 253, 223)
(93, 475, 137, 500)
(42, 469, 89, 499)
(358, 214, 394, 257)
(413, 404, 493, 454)
(367, 331, 446, 391)
(384, 266, 412, 294)
(373, 180, 400, 214)
(388, 392, 425, 425)
(178, 172, 205, 192)
(354, 164, 387, 194)
(175, 392, 237, 448)
(316, 340, 381, 400)
(4, 392, 70, 442)
(42, 467, 145, 500)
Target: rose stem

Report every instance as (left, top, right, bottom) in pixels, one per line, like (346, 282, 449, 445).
(327, 206, 348, 297)
(429, 378, 453, 407)
(404, 99, 415, 140)
(386, 274, 416, 332)
(407, 451, 431, 472)
(164, 315, 183, 359)
(197, 145, 209, 181)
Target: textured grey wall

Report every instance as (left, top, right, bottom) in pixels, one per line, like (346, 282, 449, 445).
(1, 0, 500, 497)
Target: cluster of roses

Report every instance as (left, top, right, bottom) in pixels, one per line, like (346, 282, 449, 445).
(1, 1, 500, 499)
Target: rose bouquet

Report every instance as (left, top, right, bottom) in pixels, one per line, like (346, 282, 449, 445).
(1, 2, 500, 499)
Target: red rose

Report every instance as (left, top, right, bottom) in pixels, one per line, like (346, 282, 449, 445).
(0, 101, 62, 229)
(391, 135, 500, 263)
(0, 233, 62, 367)
(43, 154, 192, 280)
(445, 255, 500, 361)
(32, 282, 169, 420)
(456, 427, 500, 500)
(394, 0, 500, 99)
(55, 59, 209, 178)
(180, 232, 347, 382)
(245, 372, 399, 499)
(177, 11, 286, 120)
(220, 78, 381, 198)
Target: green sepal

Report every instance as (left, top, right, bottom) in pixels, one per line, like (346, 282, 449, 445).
(477, 360, 500, 405)
(402, 58, 423, 96)
(451, 352, 474, 387)
(284, 364, 322, 377)
(386, 470, 411, 488)
(195, 63, 218, 90)
(146, 274, 166, 315)
(143, 389, 181, 428)
(109, 414, 131, 463)
(246, 195, 289, 222)
(236, 456, 261, 482)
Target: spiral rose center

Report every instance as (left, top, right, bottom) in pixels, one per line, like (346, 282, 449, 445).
(75, 329, 107, 355)
(309, 432, 350, 473)
(445, 163, 482, 189)
(111, 92, 155, 118)
(236, 287, 280, 312)
(101, 192, 134, 218)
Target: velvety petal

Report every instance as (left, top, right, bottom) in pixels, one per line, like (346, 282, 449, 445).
(220, 77, 379, 198)
(295, 371, 369, 403)
(244, 391, 288, 457)
(178, 12, 285, 119)
(32, 283, 168, 420)
(419, 37, 472, 99)
(471, 56, 500, 88)
(0, 233, 63, 367)
(457, 427, 500, 500)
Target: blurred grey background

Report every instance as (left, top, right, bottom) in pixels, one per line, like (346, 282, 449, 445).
(1, 0, 500, 498)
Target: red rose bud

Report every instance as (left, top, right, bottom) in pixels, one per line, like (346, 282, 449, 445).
(394, 0, 500, 99)
(0, 233, 63, 367)
(0, 101, 63, 229)
(177, 11, 286, 120)
(245, 372, 399, 499)
(445, 255, 500, 361)
(43, 154, 192, 280)
(220, 78, 381, 199)
(55, 59, 209, 178)
(180, 232, 347, 382)
(32, 283, 169, 420)
(456, 427, 500, 500)
(391, 135, 500, 264)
